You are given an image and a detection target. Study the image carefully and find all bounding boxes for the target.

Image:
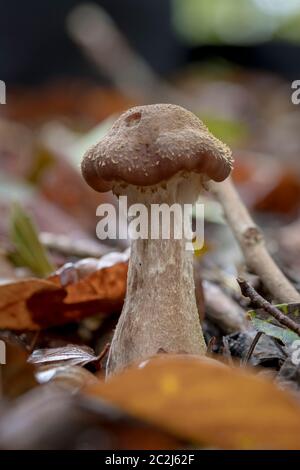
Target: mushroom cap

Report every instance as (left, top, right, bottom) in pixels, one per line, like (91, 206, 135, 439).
(81, 104, 233, 192)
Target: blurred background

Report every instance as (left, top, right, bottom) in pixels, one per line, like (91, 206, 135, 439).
(2, 0, 300, 83)
(0, 0, 300, 273)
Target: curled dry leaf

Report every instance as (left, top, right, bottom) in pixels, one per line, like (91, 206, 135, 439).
(0, 252, 128, 330)
(28, 344, 99, 367)
(84, 354, 300, 450)
(29, 344, 100, 390)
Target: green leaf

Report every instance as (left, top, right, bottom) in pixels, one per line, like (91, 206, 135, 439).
(249, 303, 300, 345)
(9, 203, 54, 277)
(250, 317, 299, 345)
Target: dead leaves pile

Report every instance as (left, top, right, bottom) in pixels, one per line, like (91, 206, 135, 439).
(2, 341, 300, 448)
(2, 250, 300, 449)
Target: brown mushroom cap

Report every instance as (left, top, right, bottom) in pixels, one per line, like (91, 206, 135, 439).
(81, 104, 233, 192)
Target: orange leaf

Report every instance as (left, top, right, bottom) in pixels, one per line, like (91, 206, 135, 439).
(0, 260, 127, 330)
(84, 354, 300, 450)
(0, 340, 37, 398)
(0, 279, 61, 330)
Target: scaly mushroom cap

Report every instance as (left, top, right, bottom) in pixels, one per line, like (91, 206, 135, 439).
(81, 104, 233, 192)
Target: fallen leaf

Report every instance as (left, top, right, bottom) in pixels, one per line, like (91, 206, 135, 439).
(225, 331, 287, 367)
(0, 253, 128, 330)
(9, 202, 54, 277)
(28, 344, 99, 367)
(251, 317, 299, 346)
(84, 354, 300, 449)
(0, 339, 37, 398)
(0, 384, 182, 450)
(249, 303, 300, 345)
(0, 279, 62, 330)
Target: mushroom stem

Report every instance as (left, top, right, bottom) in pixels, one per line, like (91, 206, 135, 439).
(107, 176, 207, 375)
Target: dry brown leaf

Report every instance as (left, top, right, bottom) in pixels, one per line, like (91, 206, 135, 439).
(0, 279, 62, 330)
(0, 260, 127, 330)
(0, 384, 183, 450)
(84, 354, 300, 450)
(0, 340, 37, 398)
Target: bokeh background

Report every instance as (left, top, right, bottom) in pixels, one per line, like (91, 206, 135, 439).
(2, 0, 300, 83)
(0, 0, 300, 274)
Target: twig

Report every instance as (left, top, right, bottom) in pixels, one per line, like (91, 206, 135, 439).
(238, 277, 300, 337)
(97, 342, 111, 370)
(209, 177, 300, 303)
(27, 331, 40, 353)
(242, 331, 263, 365)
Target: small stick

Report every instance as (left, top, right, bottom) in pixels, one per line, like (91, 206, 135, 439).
(242, 331, 263, 365)
(97, 342, 111, 370)
(209, 177, 300, 303)
(28, 331, 40, 353)
(238, 277, 300, 337)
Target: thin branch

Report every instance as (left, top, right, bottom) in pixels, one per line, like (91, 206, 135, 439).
(97, 342, 111, 370)
(238, 277, 300, 337)
(242, 331, 263, 365)
(209, 177, 300, 303)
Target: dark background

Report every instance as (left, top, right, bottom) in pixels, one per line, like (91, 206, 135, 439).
(1, 0, 300, 85)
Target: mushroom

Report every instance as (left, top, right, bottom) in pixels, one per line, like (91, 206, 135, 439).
(81, 104, 233, 375)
